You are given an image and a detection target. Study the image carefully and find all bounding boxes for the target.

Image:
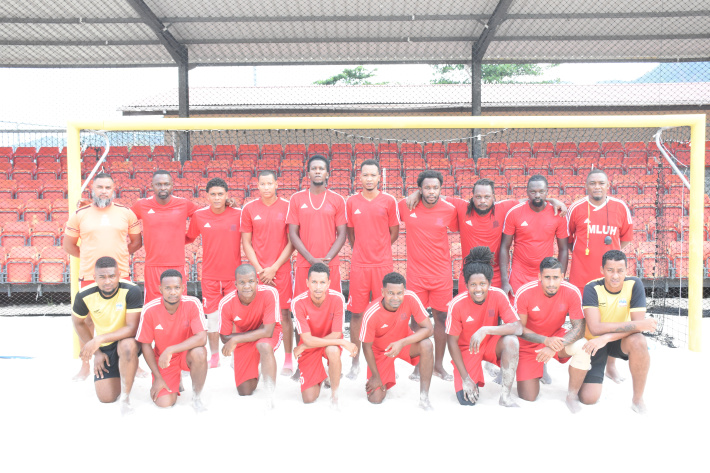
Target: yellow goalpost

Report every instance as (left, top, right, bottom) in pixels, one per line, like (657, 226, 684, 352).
(66, 114, 707, 352)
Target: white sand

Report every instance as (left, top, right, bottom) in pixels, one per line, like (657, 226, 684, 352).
(1, 316, 708, 472)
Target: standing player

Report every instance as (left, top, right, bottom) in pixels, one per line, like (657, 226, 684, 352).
(360, 272, 434, 409)
(136, 270, 208, 411)
(345, 159, 400, 380)
(132, 170, 200, 303)
(287, 155, 347, 297)
(242, 170, 295, 376)
(218, 265, 281, 408)
(397, 170, 458, 381)
(567, 169, 633, 383)
(446, 247, 522, 407)
(500, 175, 569, 298)
(71, 256, 143, 414)
(185, 177, 242, 369)
(292, 263, 357, 406)
(577, 250, 656, 413)
(514, 257, 591, 412)
(64, 172, 142, 380)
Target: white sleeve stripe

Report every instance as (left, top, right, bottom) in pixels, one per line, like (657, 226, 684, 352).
(258, 285, 281, 323)
(513, 281, 537, 312)
(445, 293, 467, 333)
(502, 202, 525, 230)
(359, 303, 380, 341)
(217, 291, 236, 333)
(489, 287, 520, 320)
(404, 290, 428, 316)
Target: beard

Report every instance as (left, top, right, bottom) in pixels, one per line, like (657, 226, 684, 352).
(473, 205, 493, 216)
(530, 198, 545, 208)
(93, 194, 113, 208)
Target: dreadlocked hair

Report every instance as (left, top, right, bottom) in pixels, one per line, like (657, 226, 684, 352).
(462, 246, 494, 284)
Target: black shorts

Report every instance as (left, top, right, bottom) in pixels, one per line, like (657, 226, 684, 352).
(94, 340, 141, 382)
(583, 339, 629, 384)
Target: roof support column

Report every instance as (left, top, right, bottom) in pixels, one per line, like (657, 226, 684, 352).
(471, 61, 482, 160)
(178, 56, 190, 163)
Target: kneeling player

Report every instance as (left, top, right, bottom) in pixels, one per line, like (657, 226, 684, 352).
(360, 272, 434, 409)
(446, 247, 522, 407)
(292, 263, 357, 407)
(514, 257, 591, 412)
(219, 264, 281, 408)
(71, 256, 143, 414)
(137, 270, 208, 411)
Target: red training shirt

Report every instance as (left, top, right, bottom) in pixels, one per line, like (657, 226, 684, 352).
(359, 291, 428, 352)
(286, 190, 347, 268)
(397, 198, 458, 279)
(217, 285, 281, 336)
(186, 206, 242, 281)
(240, 197, 291, 270)
(291, 290, 345, 338)
(347, 192, 400, 267)
(132, 196, 200, 267)
(567, 196, 633, 289)
(136, 296, 206, 358)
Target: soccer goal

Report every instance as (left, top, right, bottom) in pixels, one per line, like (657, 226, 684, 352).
(67, 114, 706, 351)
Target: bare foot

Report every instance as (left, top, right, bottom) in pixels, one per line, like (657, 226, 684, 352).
(192, 395, 207, 413)
(208, 353, 220, 369)
(484, 362, 500, 379)
(499, 393, 520, 407)
(433, 367, 453, 382)
(345, 361, 360, 380)
(565, 394, 582, 414)
(631, 399, 647, 414)
(605, 368, 625, 384)
(541, 364, 552, 385)
(136, 367, 150, 379)
(72, 361, 90, 381)
(418, 393, 434, 411)
(120, 395, 134, 416)
(291, 368, 301, 382)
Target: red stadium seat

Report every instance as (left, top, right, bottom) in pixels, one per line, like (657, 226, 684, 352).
(1, 221, 30, 249)
(0, 181, 16, 198)
(131, 247, 146, 282)
(0, 147, 12, 163)
(38, 246, 68, 283)
(36, 162, 62, 180)
(261, 144, 283, 160)
(285, 143, 307, 161)
(237, 145, 259, 162)
(331, 143, 353, 160)
(23, 199, 52, 224)
(152, 146, 175, 161)
(307, 144, 329, 158)
(128, 146, 152, 161)
(13, 147, 37, 164)
(206, 160, 230, 179)
(15, 180, 43, 200)
(11, 162, 36, 180)
(555, 142, 578, 159)
(509, 142, 532, 160)
(579, 142, 601, 159)
(182, 161, 205, 180)
(106, 146, 128, 160)
(215, 145, 237, 161)
(37, 147, 59, 163)
(6, 246, 38, 283)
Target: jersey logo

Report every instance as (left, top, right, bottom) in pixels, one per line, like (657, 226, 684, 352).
(306, 315, 310, 320)
(254, 215, 262, 220)
(155, 324, 163, 330)
(381, 323, 388, 328)
(465, 220, 472, 226)
(521, 221, 528, 226)
(234, 315, 242, 321)
(532, 306, 540, 311)
(286, 298, 292, 303)
(584, 218, 591, 224)
(618, 299, 628, 307)
(409, 212, 417, 218)
(148, 209, 155, 214)
(100, 215, 110, 226)
(301, 204, 308, 209)
(204, 222, 211, 228)
(355, 209, 361, 215)
(115, 303, 123, 310)
(466, 316, 474, 322)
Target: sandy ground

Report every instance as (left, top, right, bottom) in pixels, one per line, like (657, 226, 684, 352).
(1, 316, 708, 472)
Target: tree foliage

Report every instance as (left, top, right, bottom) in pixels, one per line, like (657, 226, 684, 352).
(430, 64, 560, 84)
(314, 66, 388, 85)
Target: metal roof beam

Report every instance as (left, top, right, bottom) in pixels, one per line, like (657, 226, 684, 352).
(125, 0, 186, 64)
(472, 0, 515, 62)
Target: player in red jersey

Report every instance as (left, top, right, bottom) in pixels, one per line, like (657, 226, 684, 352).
(287, 155, 347, 298)
(446, 247, 522, 407)
(514, 257, 591, 412)
(397, 170, 458, 381)
(406, 178, 566, 291)
(136, 269, 208, 411)
(566, 169, 633, 384)
(345, 159, 400, 380)
(185, 177, 242, 369)
(360, 272, 434, 409)
(219, 265, 281, 409)
(242, 170, 295, 376)
(131, 170, 200, 303)
(292, 263, 357, 407)
(500, 175, 569, 298)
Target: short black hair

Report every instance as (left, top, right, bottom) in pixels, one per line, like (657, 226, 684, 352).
(206, 177, 228, 193)
(361, 159, 380, 172)
(417, 170, 443, 188)
(235, 264, 257, 278)
(307, 154, 329, 173)
(93, 172, 114, 183)
(308, 262, 330, 279)
(463, 246, 494, 284)
(527, 174, 548, 189)
(602, 250, 627, 268)
(258, 170, 277, 181)
(160, 269, 183, 282)
(586, 168, 609, 182)
(94, 256, 118, 270)
(153, 169, 173, 180)
(540, 257, 562, 272)
(382, 272, 406, 288)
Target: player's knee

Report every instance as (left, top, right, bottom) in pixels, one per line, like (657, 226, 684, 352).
(502, 334, 519, 352)
(418, 337, 433, 355)
(302, 391, 318, 404)
(237, 383, 256, 396)
(626, 333, 648, 354)
(517, 383, 539, 402)
(256, 342, 273, 356)
(188, 346, 207, 363)
(97, 391, 120, 404)
(567, 339, 592, 371)
(367, 392, 385, 404)
(117, 338, 139, 358)
(155, 394, 177, 408)
(578, 386, 601, 405)
(324, 346, 340, 361)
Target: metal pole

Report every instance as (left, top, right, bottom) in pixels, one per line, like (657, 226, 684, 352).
(471, 61, 483, 161)
(178, 56, 190, 163)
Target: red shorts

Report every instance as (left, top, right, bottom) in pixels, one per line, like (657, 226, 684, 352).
(408, 275, 452, 313)
(297, 344, 342, 392)
(154, 351, 190, 398)
(347, 264, 392, 313)
(232, 324, 283, 387)
(367, 343, 419, 390)
(144, 265, 188, 304)
(293, 264, 341, 299)
(517, 327, 570, 381)
(201, 279, 235, 314)
(508, 266, 537, 296)
(452, 334, 501, 390)
(258, 266, 292, 310)
(457, 267, 502, 294)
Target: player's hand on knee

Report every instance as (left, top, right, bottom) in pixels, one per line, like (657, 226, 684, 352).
(640, 318, 657, 333)
(93, 351, 110, 379)
(158, 350, 172, 369)
(384, 340, 404, 358)
(80, 338, 101, 362)
(293, 344, 306, 359)
(222, 341, 236, 357)
(544, 336, 565, 352)
(535, 346, 555, 363)
(366, 375, 384, 395)
(462, 376, 479, 403)
(344, 341, 358, 357)
(469, 330, 486, 354)
(151, 376, 171, 401)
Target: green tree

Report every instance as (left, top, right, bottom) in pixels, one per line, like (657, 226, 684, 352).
(430, 64, 560, 84)
(314, 66, 388, 85)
